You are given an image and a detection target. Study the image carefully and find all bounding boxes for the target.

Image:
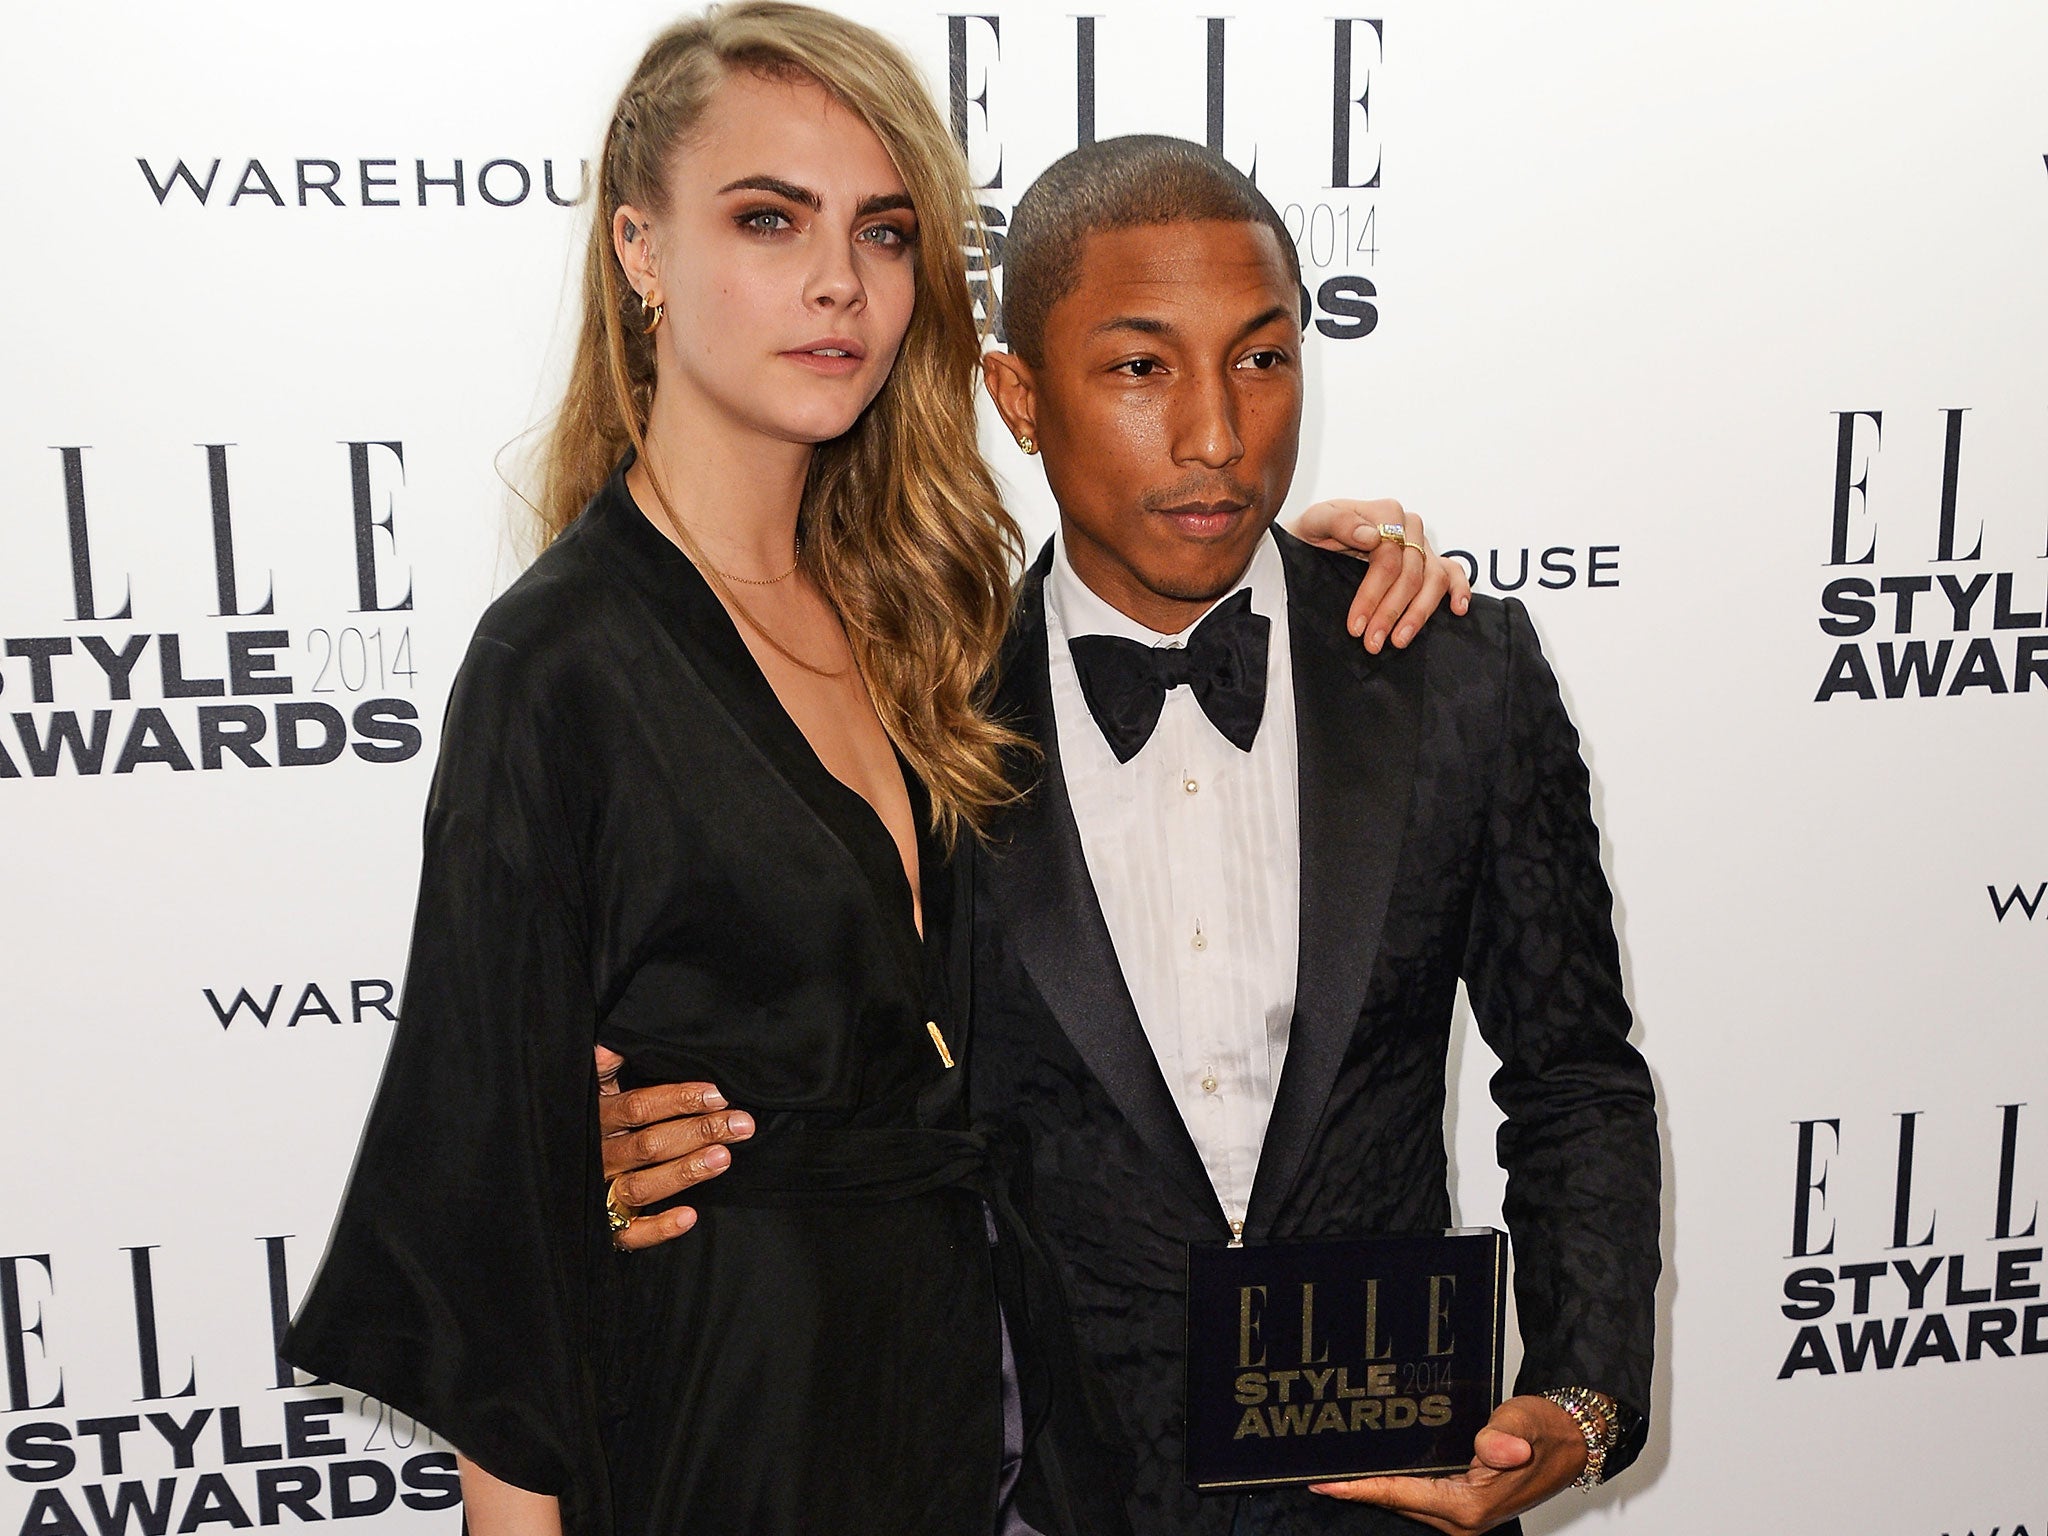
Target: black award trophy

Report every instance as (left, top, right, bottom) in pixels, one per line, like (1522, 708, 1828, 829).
(1184, 1228, 1508, 1491)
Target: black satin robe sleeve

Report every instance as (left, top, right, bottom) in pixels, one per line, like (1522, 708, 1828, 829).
(1460, 597, 1662, 1475)
(284, 630, 613, 1527)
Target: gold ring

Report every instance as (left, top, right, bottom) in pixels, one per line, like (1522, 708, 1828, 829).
(1379, 523, 1407, 547)
(606, 1177, 634, 1235)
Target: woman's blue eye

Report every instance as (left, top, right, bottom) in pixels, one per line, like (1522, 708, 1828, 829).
(740, 208, 792, 233)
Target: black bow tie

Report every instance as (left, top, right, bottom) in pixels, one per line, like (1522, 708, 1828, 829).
(1067, 589, 1271, 764)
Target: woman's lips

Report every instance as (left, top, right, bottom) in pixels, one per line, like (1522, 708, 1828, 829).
(780, 350, 863, 376)
(781, 340, 866, 377)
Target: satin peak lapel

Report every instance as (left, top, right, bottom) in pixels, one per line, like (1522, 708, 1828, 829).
(1244, 532, 1425, 1240)
(985, 562, 1225, 1226)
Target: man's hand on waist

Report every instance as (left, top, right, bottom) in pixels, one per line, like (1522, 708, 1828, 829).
(597, 1045, 754, 1252)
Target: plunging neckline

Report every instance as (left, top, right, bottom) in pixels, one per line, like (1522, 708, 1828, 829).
(719, 613, 925, 942)
(594, 461, 932, 963)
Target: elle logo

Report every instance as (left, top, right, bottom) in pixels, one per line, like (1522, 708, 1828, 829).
(944, 15, 1383, 189)
(1815, 409, 2048, 702)
(42, 441, 410, 625)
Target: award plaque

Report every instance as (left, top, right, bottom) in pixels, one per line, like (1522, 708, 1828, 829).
(1185, 1228, 1507, 1491)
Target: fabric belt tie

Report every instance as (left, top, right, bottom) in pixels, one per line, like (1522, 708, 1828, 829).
(630, 1120, 1132, 1505)
(640, 1125, 991, 1209)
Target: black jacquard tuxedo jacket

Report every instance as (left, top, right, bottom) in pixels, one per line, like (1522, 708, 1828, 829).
(970, 531, 1662, 1536)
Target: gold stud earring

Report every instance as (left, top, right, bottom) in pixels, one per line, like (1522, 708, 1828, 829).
(1017, 434, 1038, 455)
(641, 292, 665, 334)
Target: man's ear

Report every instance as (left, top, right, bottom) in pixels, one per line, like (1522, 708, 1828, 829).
(981, 349, 1040, 453)
(613, 203, 659, 299)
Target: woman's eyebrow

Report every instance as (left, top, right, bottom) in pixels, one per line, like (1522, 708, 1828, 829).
(717, 174, 821, 210)
(715, 178, 912, 223)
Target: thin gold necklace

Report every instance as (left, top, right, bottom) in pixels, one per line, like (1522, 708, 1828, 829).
(636, 448, 802, 583)
(639, 452, 842, 674)
(703, 531, 802, 585)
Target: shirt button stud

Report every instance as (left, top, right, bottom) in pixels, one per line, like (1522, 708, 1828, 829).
(1183, 776, 1200, 794)
(1201, 1073, 1219, 1094)
(1191, 931, 1208, 952)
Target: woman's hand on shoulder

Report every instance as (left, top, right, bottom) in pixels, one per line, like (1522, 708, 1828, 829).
(1285, 498, 1473, 653)
(597, 1046, 754, 1251)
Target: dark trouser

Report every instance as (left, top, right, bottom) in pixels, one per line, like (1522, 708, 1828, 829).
(992, 1200, 1047, 1536)
(1228, 1494, 1287, 1535)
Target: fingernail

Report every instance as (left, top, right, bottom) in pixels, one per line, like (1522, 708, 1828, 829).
(727, 1111, 755, 1137)
(1395, 625, 1413, 645)
(1369, 629, 1386, 649)
(703, 1089, 728, 1109)
(1348, 616, 1364, 636)
(673, 1207, 696, 1231)
(703, 1145, 731, 1169)
(1352, 523, 1373, 543)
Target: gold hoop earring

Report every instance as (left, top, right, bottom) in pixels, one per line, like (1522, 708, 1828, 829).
(1017, 435, 1038, 455)
(641, 293, 665, 334)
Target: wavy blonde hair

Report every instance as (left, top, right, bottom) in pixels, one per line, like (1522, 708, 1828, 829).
(537, 2, 1024, 841)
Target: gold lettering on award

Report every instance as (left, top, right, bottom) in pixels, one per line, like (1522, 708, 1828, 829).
(1299, 1282, 1331, 1365)
(1362, 1276, 1394, 1360)
(1426, 1274, 1457, 1357)
(1239, 1285, 1269, 1368)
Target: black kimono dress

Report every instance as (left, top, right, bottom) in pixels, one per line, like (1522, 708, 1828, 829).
(283, 465, 1123, 1536)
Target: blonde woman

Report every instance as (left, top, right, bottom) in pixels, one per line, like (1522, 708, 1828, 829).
(285, 7, 1125, 1533)
(284, 6, 1459, 1535)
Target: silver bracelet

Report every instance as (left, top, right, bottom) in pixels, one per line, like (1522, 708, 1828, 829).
(1540, 1386, 1617, 1489)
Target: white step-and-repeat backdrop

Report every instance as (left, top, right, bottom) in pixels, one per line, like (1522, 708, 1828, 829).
(3, 4, 2043, 1533)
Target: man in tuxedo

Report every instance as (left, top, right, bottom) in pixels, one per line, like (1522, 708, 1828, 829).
(957, 135, 1661, 1536)
(598, 136, 1658, 1536)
